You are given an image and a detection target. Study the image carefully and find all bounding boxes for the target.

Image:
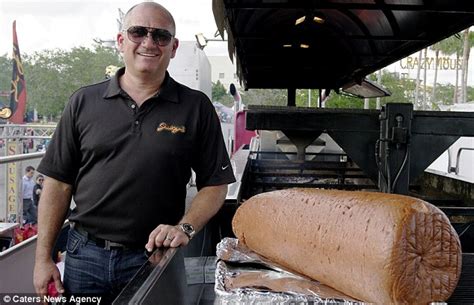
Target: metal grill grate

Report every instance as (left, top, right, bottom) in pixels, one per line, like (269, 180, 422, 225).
(448, 254, 474, 304)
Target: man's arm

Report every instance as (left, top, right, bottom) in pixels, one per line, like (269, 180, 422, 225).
(146, 184, 228, 250)
(179, 184, 228, 232)
(33, 176, 72, 296)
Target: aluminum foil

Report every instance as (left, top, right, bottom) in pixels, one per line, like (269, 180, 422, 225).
(214, 237, 366, 305)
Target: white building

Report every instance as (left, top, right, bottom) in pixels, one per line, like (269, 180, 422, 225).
(207, 55, 240, 90)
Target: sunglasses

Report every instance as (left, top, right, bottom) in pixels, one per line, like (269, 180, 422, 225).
(125, 26, 174, 46)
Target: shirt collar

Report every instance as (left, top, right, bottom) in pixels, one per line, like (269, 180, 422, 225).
(102, 67, 124, 98)
(103, 67, 180, 103)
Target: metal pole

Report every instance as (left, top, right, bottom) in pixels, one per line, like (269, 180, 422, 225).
(364, 98, 369, 109)
(288, 88, 296, 106)
(0, 152, 45, 164)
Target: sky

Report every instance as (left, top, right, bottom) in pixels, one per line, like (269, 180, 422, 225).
(0, 0, 228, 57)
(1, 0, 473, 87)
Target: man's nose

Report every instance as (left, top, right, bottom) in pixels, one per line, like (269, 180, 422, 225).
(141, 32, 156, 46)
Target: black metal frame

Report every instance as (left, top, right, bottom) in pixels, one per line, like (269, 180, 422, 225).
(214, 0, 474, 89)
(246, 104, 474, 195)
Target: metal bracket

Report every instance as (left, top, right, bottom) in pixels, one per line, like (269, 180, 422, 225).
(378, 103, 413, 194)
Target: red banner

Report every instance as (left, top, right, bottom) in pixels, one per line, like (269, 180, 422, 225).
(9, 20, 27, 124)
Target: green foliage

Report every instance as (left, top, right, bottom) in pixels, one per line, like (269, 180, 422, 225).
(433, 84, 455, 108)
(377, 72, 416, 105)
(217, 66, 474, 109)
(295, 89, 320, 107)
(0, 55, 10, 106)
(2, 32, 474, 118)
(212, 80, 226, 100)
(292, 72, 417, 110)
(241, 88, 287, 106)
(211, 80, 234, 107)
(320, 69, 467, 110)
(436, 35, 463, 56)
(211, 82, 288, 107)
(468, 86, 474, 102)
(324, 93, 363, 108)
(0, 45, 122, 120)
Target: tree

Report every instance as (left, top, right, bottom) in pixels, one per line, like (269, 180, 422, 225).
(423, 48, 428, 109)
(322, 70, 416, 110)
(0, 54, 11, 106)
(295, 89, 317, 107)
(438, 34, 464, 104)
(433, 84, 455, 109)
(211, 82, 289, 108)
(241, 88, 287, 106)
(414, 50, 423, 109)
(5, 45, 123, 120)
(430, 42, 441, 105)
(212, 80, 226, 100)
(378, 71, 416, 105)
(461, 28, 474, 103)
(212, 80, 233, 106)
(324, 91, 362, 108)
(430, 35, 461, 106)
(23, 49, 72, 118)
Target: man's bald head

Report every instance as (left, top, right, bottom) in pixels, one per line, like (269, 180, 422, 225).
(122, 2, 176, 35)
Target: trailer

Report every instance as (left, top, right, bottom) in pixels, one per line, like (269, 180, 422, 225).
(168, 41, 212, 100)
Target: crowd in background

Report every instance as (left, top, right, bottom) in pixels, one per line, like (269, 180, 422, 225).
(21, 165, 43, 225)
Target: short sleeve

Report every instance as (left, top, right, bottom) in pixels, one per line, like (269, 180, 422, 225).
(37, 97, 81, 185)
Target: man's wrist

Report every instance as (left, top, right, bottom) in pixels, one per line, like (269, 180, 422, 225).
(35, 253, 54, 263)
(177, 223, 195, 240)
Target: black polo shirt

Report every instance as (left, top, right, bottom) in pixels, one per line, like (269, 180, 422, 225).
(38, 68, 236, 244)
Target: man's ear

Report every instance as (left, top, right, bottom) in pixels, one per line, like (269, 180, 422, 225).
(170, 38, 179, 58)
(117, 32, 125, 53)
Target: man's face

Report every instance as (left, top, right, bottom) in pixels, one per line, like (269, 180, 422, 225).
(26, 169, 34, 178)
(117, 5, 179, 78)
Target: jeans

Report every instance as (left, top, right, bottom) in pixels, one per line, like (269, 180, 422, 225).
(64, 227, 148, 304)
(22, 199, 37, 224)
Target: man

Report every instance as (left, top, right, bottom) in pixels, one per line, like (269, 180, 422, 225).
(33, 2, 235, 302)
(22, 165, 37, 224)
(33, 174, 44, 207)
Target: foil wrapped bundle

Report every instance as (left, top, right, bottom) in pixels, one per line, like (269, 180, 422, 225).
(215, 238, 365, 304)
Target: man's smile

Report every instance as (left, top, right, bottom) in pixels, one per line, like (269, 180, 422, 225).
(137, 52, 159, 57)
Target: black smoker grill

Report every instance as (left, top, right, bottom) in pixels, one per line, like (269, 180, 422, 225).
(114, 0, 474, 302)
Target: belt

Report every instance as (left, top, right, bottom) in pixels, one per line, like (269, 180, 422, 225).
(71, 223, 142, 250)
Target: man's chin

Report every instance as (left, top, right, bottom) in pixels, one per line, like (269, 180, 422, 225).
(133, 67, 163, 77)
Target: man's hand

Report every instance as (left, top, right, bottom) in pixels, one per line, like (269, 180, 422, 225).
(145, 224, 190, 251)
(33, 259, 64, 298)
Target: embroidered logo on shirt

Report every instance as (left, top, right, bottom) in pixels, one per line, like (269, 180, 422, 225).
(156, 122, 186, 134)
